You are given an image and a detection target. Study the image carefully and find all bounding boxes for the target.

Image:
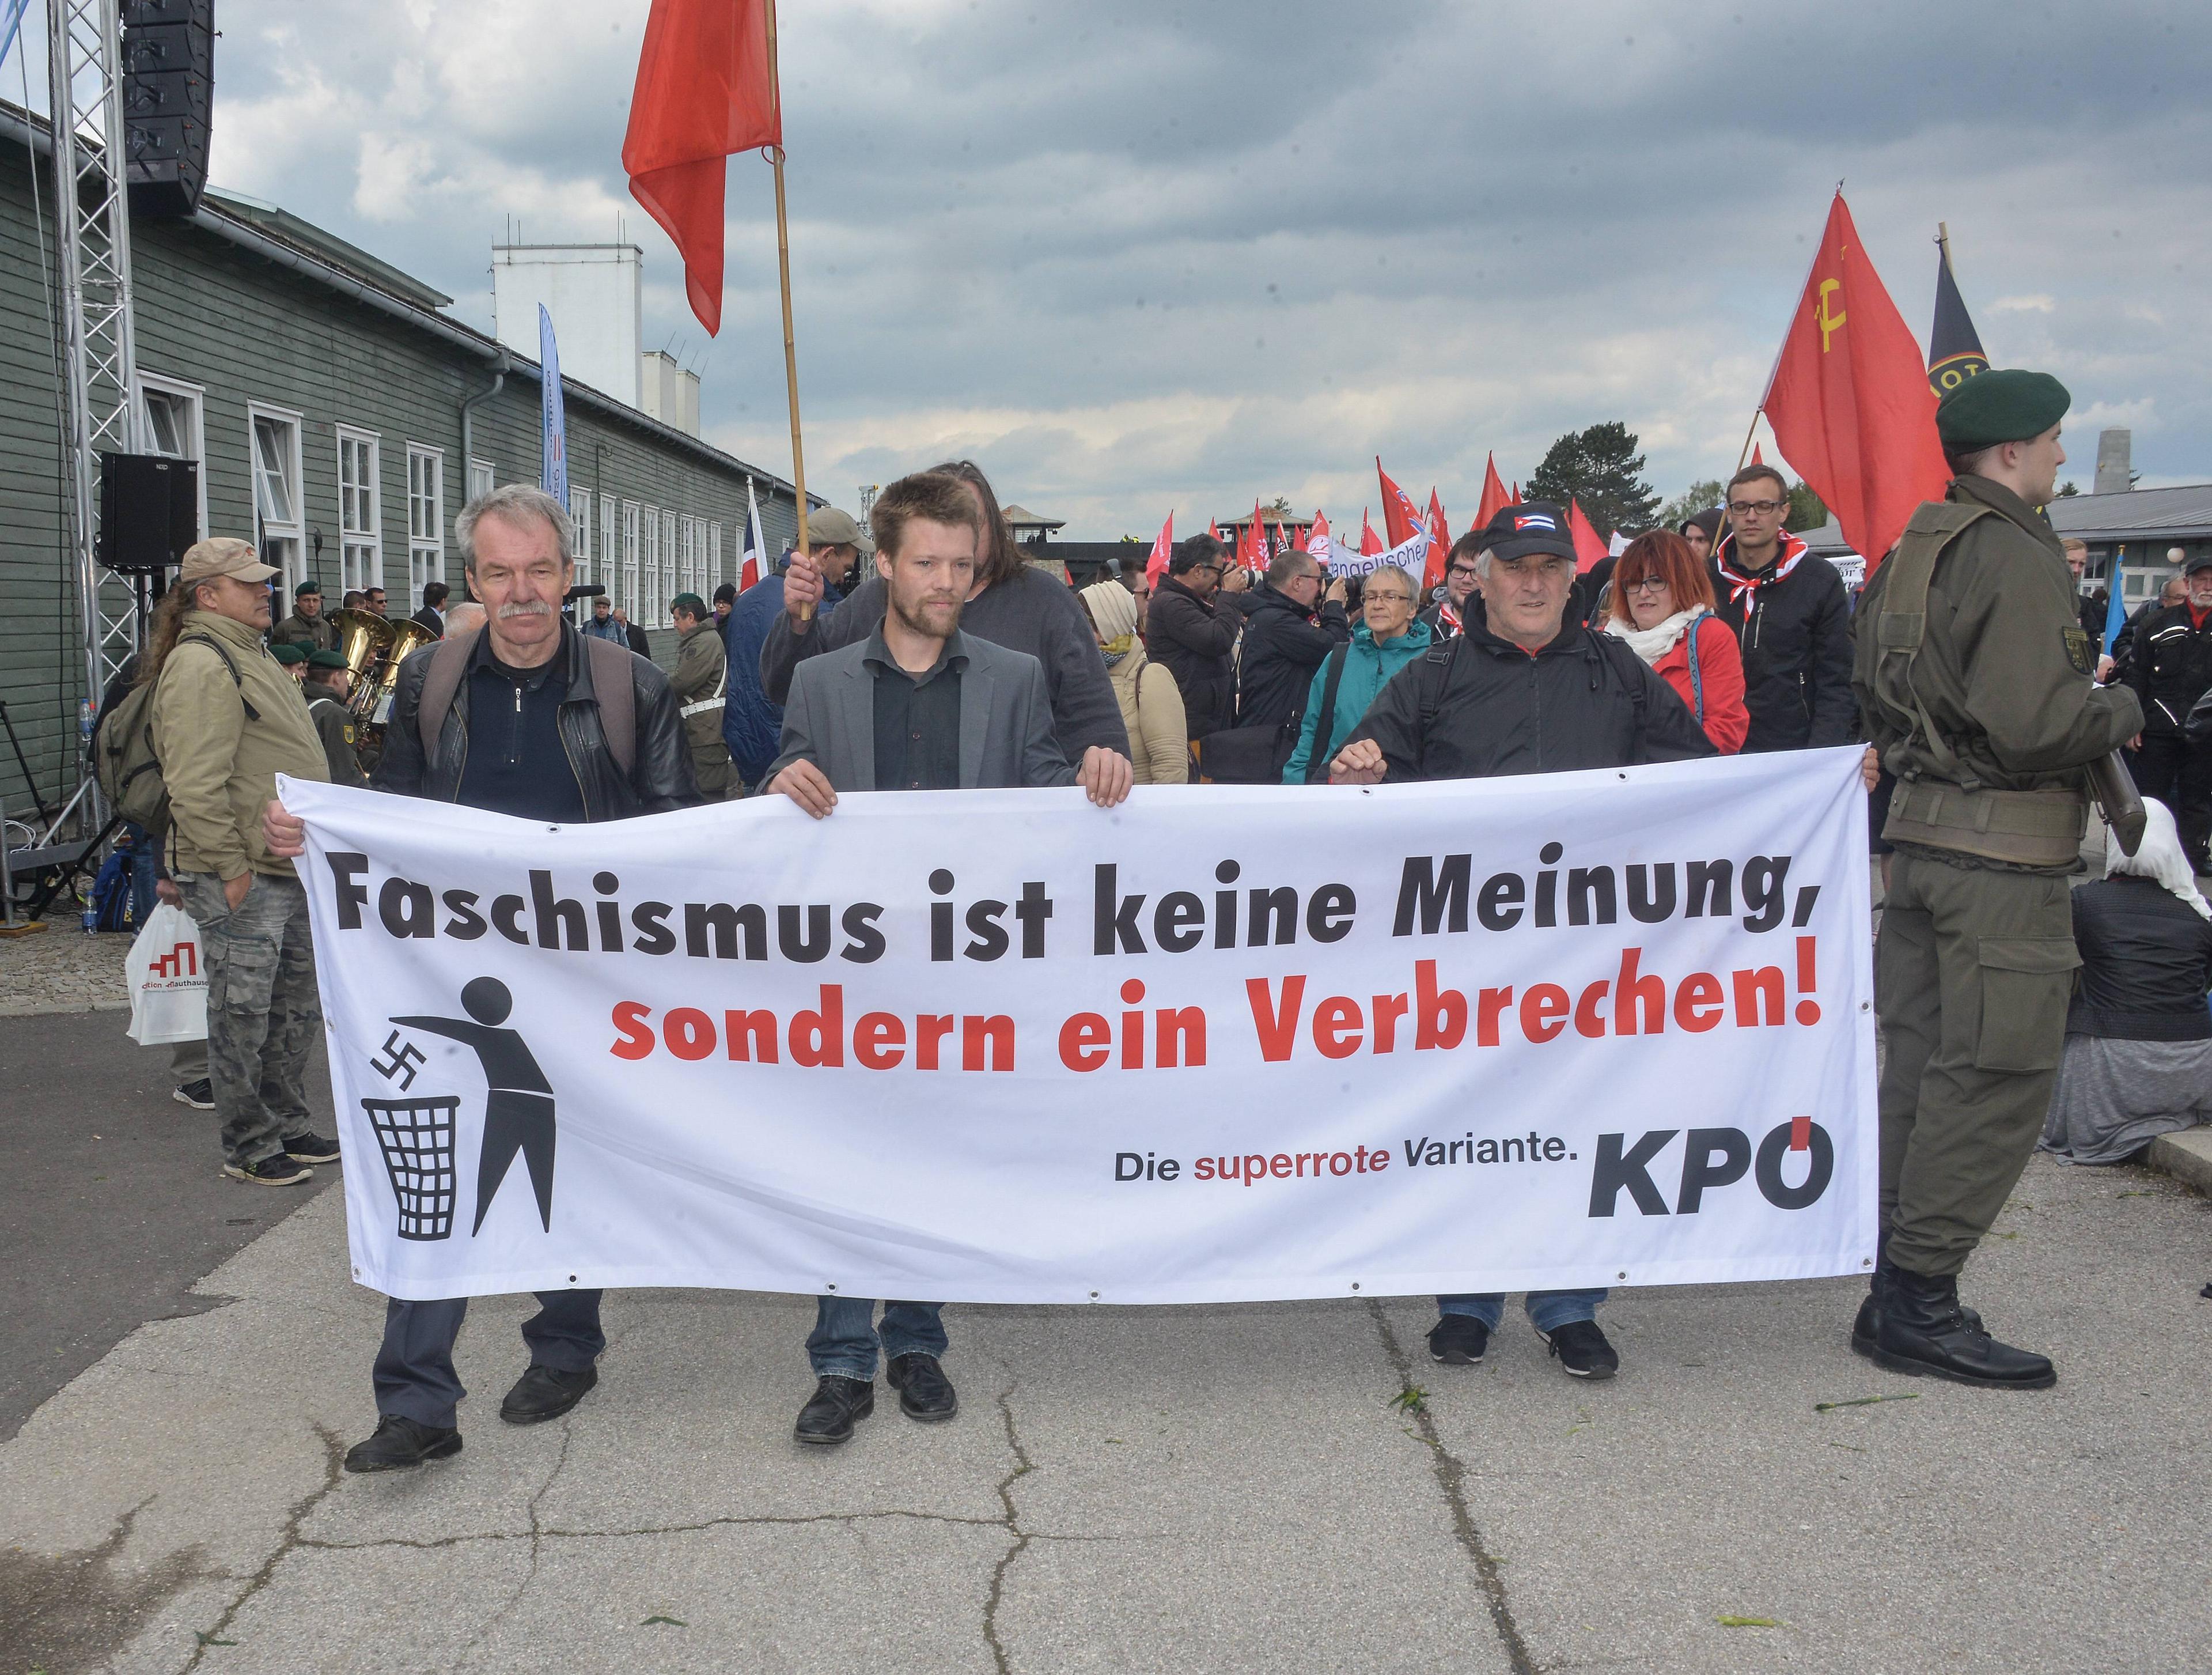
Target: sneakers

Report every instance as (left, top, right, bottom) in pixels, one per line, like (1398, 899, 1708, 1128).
(1536, 1319, 1620, 1380)
(173, 1079, 214, 1110)
(886, 1353, 958, 1420)
(1427, 1315, 1491, 1366)
(283, 1133, 342, 1165)
(222, 1154, 312, 1186)
(499, 1363, 598, 1425)
(794, 1375, 875, 1445)
(344, 1414, 463, 1473)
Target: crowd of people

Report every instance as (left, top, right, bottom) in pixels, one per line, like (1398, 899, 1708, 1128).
(113, 364, 2207, 1474)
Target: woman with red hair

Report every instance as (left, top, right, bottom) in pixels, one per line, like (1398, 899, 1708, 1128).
(1604, 531, 1748, 753)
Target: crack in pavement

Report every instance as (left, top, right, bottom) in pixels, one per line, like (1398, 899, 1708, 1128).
(1366, 1300, 1536, 1675)
(292, 1507, 1127, 1552)
(180, 1424, 346, 1674)
(980, 1377, 1035, 1675)
(454, 1417, 574, 1670)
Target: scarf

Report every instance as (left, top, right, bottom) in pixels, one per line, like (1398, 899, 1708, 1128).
(1604, 607, 1703, 666)
(1714, 532, 1807, 607)
(2108, 799, 2211, 919)
(1100, 632, 1136, 667)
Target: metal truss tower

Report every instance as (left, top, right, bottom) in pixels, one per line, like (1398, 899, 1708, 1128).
(48, 0, 142, 713)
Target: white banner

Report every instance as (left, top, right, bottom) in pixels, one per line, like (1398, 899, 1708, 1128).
(1322, 526, 1427, 581)
(285, 748, 1876, 1305)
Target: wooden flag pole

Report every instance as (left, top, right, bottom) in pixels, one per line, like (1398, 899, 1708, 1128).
(763, 0, 814, 618)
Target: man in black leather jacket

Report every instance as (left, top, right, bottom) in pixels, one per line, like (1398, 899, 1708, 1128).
(264, 485, 697, 1474)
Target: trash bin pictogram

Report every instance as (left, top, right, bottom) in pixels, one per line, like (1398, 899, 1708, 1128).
(363, 1095, 461, 1241)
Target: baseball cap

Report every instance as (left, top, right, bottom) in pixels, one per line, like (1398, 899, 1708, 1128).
(1475, 502, 1577, 564)
(805, 506, 875, 554)
(2183, 553, 2212, 577)
(178, 536, 278, 587)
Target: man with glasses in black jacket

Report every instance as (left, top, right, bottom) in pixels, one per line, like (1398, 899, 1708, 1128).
(1708, 463, 1855, 754)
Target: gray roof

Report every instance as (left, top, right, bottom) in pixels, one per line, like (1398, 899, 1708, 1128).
(1781, 482, 2212, 561)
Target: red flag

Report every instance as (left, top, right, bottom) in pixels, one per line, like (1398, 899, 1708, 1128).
(1761, 193, 1949, 570)
(1237, 503, 1267, 572)
(1567, 499, 1608, 575)
(1510, 481, 1522, 504)
(1475, 453, 1509, 530)
(1207, 520, 1222, 545)
(622, 0, 780, 335)
(1751, 443, 1765, 466)
(1376, 459, 1423, 549)
(1422, 489, 1450, 591)
(1145, 512, 1174, 584)
(1359, 508, 1383, 557)
(1302, 511, 1329, 554)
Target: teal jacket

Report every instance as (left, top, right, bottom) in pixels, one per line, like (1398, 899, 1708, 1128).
(1281, 618, 1434, 783)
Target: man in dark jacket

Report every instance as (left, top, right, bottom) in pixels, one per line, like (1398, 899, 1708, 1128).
(2108, 573, 2187, 684)
(1330, 501, 1715, 1384)
(263, 484, 697, 1475)
(723, 527, 853, 786)
(410, 581, 449, 637)
(1709, 463, 1855, 753)
(1418, 535, 1483, 642)
(1236, 548, 1351, 733)
(2126, 552, 2212, 870)
(272, 580, 336, 652)
(1147, 534, 1236, 739)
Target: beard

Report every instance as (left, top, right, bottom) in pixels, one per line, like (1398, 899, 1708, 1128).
(889, 591, 963, 640)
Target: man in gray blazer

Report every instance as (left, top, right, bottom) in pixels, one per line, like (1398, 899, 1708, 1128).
(762, 470, 1131, 1446)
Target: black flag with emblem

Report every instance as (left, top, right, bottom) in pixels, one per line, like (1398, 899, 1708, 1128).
(1927, 236, 1988, 397)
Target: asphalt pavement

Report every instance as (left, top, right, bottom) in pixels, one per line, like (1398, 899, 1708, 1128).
(3, 1008, 2211, 1673)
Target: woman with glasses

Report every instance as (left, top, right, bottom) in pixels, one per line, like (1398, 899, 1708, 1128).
(1603, 530, 1749, 753)
(1281, 564, 1432, 784)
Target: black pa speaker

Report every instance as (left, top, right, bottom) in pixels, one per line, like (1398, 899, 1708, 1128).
(99, 453, 200, 574)
(122, 0, 214, 219)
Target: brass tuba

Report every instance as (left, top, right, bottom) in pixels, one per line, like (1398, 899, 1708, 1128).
(329, 608, 439, 724)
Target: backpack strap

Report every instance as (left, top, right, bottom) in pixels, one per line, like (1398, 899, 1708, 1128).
(1874, 502, 1996, 787)
(1687, 610, 1707, 723)
(1304, 644, 1353, 785)
(583, 635, 638, 781)
(416, 632, 476, 766)
(176, 633, 258, 721)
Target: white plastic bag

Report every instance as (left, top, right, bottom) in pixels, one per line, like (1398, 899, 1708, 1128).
(126, 901, 208, 1045)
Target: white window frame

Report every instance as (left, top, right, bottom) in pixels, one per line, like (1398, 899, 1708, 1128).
(336, 425, 383, 596)
(709, 521, 722, 592)
(135, 370, 207, 541)
(247, 402, 306, 598)
(678, 513, 696, 601)
(622, 500, 642, 626)
(568, 486, 592, 586)
(660, 508, 678, 627)
(406, 444, 445, 596)
(640, 503, 662, 629)
(468, 457, 494, 503)
(600, 493, 616, 591)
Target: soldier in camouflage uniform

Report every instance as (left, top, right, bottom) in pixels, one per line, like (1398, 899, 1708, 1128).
(1853, 370, 2142, 1389)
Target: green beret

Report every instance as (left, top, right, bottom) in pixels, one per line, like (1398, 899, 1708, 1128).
(669, 592, 707, 619)
(269, 642, 305, 664)
(306, 648, 350, 671)
(1936, 368, 2070, 449)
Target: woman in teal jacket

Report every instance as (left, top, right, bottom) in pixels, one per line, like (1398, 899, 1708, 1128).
(1282, 564, 1431, 784)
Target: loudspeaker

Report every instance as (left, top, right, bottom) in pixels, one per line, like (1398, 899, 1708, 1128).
(122, 0, 213, 220)
(99, 453, 200, 574)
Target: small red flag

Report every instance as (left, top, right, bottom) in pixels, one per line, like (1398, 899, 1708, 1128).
(1761, 193, 1949, 571)
(1359, 508, 1383, 557)
(1145, 512, 1174, 584)
(1510, 481, 1522, 504)
(1376, 459, 1424, 550)
(1422, 489, 1450, 592)
(1567, 499, 1608, 575)
(622, 0, 781, 336)
(1237, 503, 1267, 572)
(1751, 443, 1765, 466)
(1475, 453, 1509, 530)
(1302, 511, 1328, 554)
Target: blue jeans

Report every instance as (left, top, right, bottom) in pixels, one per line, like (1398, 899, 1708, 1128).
(123, 823, 157, 927)
(1438, 1288, 1608, 1333)
(806, 1298, 947, 1381)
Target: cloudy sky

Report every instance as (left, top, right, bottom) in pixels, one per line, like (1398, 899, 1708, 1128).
(23, 0, 2212, 535)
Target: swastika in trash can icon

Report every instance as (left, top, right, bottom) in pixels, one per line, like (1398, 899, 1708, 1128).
(362, 1095, 461, 1241)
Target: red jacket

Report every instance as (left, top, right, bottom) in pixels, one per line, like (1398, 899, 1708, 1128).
(1650, 613, 1748, 754)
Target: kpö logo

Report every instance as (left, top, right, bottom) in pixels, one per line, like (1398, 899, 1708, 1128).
(360, 975, 560, 1242)
(1588, 1120, 1832, 1218)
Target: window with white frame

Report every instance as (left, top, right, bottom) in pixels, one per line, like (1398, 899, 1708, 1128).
(600, 493, 616, 591)
(406, 445, 444, 595)
(641, 503, 663, 627)
(248, 406, 305, 597)
(136, 373, 206, 543)
(568, 486, 592, 587)
(678, 513, 696, 600)
(336, 426, 382, 594)
(708, 521, 722, 592)
(622, 501, 642, 625)
(468, 458, 494, 503)
(661, 509, 678, 626)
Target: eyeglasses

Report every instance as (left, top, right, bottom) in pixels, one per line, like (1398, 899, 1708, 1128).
(1446, 564, 1480, 579)
(1726, 498, 1787, 516)
(1363, 590, 1414, 606)
(1625, 577, 1670, 595)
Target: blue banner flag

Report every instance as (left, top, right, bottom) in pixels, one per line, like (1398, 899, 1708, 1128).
(2104, 563, 2128, 657)
(0, 0, 31, 72)
(539, 304, 568, 506)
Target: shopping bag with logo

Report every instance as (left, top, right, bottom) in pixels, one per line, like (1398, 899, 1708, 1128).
(126, 901, 208, 1045)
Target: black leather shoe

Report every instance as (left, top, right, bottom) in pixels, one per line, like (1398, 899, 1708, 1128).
(1427, 1315, 1490, 1365)
(796, 1375, 874, 1444)
(1854, 1262, 1982, 1358)
(344, 1414, 461, 1473)
(886, 1353, 958, 1420)
(1873, 1267, 2054, 1390)
(499, 1363, 598, 1424)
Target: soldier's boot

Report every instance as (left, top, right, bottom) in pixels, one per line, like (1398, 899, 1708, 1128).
(1871, 1266, 2054, 1390)
(1851, 1248, 1979, 1358)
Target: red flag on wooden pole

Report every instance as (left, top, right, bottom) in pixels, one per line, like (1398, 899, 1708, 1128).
(1359, 508, 1383, 557)
(1475, 453, 1509, 529)
(1760, 192, 1949, 570)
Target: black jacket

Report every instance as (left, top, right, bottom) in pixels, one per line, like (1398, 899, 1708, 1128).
(2066, 876, 2212, 1041)
(1146, 573, 1237, 739)
(1236, 589, 1351, 732)
(1709, 534, 1855, 752)
(1345, 618, 1717, 781)
(374, 624, 697, 819)
(2126, 602, 2212, 738)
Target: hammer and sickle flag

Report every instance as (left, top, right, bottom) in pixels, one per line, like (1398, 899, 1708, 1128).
(1760, 192, 1950, 576)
